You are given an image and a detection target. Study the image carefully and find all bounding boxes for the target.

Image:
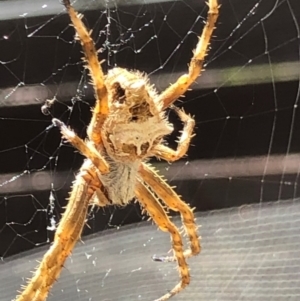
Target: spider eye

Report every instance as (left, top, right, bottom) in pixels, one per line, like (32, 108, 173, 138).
(112, 82, 126, 103)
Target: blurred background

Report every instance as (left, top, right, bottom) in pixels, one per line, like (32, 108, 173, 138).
(0, 0, 300, 300)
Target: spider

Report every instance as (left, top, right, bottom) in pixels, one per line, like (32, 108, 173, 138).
(15, 0, 219, 300)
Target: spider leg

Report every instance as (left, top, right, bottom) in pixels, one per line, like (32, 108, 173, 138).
(139, 163, 200, 261)
(63, 0, 108, 145)
(153, 106, 195, 162)
(16, 162, 100, 301)
(90, 187, 111, 207)
(158, 0, 219, 109)
(135, 179, 189, 301)
(52, 118, 109, 174)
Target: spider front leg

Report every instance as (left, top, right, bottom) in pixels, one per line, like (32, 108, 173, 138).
(158, 0, 219, 109)
(135, 180, 189, 301)
(153, 106, 195, 162)
(63, 0, 108, 145)
(139, 163, 200, 262)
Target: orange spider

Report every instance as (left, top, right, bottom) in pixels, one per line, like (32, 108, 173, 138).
(15, 0, 219, 300)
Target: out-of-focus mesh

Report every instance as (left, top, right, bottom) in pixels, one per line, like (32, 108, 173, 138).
(1, 199, 300, 301)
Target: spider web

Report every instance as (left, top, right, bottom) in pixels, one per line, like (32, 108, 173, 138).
(0, 0, 300, 300)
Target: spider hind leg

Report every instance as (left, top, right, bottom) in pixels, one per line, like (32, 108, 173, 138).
(139, 163, 201, 261)
(135, 179, 190, 301)
(15, 163, 100, 301)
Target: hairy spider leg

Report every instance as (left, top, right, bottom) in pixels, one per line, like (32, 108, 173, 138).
(16, 163, 101, 301)
(63, 0, 109, 145)
(158, 0, 219, 109)
(139, 163, 200, 261)
(52, 119, 109, 174)
(153, 106, 195, 162)
(135, 179, 190, 301)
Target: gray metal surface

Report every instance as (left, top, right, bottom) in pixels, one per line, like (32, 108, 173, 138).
(1, 199, 300, 301)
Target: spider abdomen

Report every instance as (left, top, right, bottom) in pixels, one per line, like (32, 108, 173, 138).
(99, 160, 140, 205)
(102, 115, 173, 161)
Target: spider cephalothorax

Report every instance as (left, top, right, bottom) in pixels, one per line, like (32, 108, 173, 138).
(102, 67, 173, 161)
(15, 1, 219, 301)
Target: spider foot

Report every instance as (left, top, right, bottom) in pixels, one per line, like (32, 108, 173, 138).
(153, 248, 194, 263)
(52, 118, 74, 139)
(52, 118, 64, 129)
(152, 254, 176, 263)
(52, 118, 76, 145)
